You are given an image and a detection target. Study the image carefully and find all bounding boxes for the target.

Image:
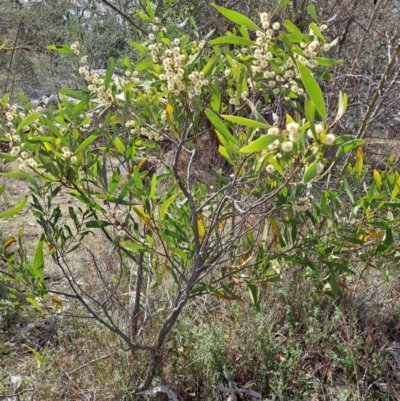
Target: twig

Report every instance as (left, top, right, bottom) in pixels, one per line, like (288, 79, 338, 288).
(0, 388, 34, 399)
(62, 370, 90, 401)
(98, 0, 148, 35)
(67, 352, 116, 376)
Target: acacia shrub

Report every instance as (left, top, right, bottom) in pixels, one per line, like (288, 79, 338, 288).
(1, 0, 400, 394)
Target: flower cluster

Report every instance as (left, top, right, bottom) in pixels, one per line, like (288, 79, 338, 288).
(267, 139, 280, 152)
(266, 164, 275, 173)
(316, 162, 325, 175)
(0, 102, 50, 171)
(147, 30, 210, 98)
(292, 197, 313, 212)
(15, 151, 38, 171)
(78, 64, 113, 107)
(61, 146, 77, 163)
(125, 120, 162, 141)
(286, 122, 299, 142)
(297, 40, 321, 70)
(307, 124, 336, 145)
(249, 13, 277, 77)
(148, 41, 165, 63)
(140, 126, 163, 141)
(159, 45, 187, 95)
(188, 71, 209, 96)
(3, 107, 21, 146)
(125, 119, 135, 134)
(307, 123, 324, 140)
(124, 70, 141, 84)
(70, 41, 80, 56)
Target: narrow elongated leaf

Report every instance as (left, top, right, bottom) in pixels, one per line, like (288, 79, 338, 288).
(0, 197, 27, 219)
(355, 146, 364, 178)
(136, 10, 153, 21)
(243, 98, 269, 125)
(383, 228, 393, 247)
(390, 175, 400, 201)
(211, 79, 221, 111)
(17, 112, 40, 131)
(59, 88, 85, 100)
(132, 206, 152, 226)
(285, 21, 304, 41)
(104, 58, 115, 89)
(212, 4, 261, 31)
(305, 99, 315, 124)
(113, 137, 126, 154)
(303, 159, 318, 183)
(275, 0, 291, 13)
(33, 235, 45, 281)
(121, 241, 147, 251)
(335, 139, 365, 158)
(109, 168, 121, 195)
(373, 170, 382, 191)
(245, 281, 259, 309)
(86, 220, 113, 228)
(26, 298, 42, 312)
(209, 36, 256, 47)
(307, 5, 318, 22)
(160, 193, 176, 219)
(309, 22, 325, 41)
(129, 41, 148, 55)
(205, 109, 239, 146)
(343, 178, 354, 203)
(0, 183, 5, 196)
(314, 57, 341, 67)
(133, 166, 143, 190)
(218, 145, 234, 165)
(197, 216, 205, 242)
(135, 60, 153, 71)
(202, 56, 219, 77)
(75, 134, 99, 153)
(47, 44, 73, 54)
(296, 61, 326, 121)
(239, 25, 250, 39)
(145, 0, 155, 19)
(222, 115, 270, 129)
(150, 174, 157, 200)
(240, 135, 280, 153)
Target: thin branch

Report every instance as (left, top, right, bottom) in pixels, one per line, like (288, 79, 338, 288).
(131, 250, 144, 339)
(98, 0, 148, 35)
(0, 388, 34, 399)
(5, 19, 23, 97)
(67, 352, 116, 376)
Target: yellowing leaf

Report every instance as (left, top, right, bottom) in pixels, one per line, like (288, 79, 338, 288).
(197, 214, 205, 241)
(270, 217, 280, 251)
(355, 146, 363, 178)
(137, 157, 148, 172)
(166, 101, 173, 120)
(366, 230, 383, 240)
(373, 170, 381, 191)
(390, 175, 400, 201)
(132, 206, 152, 227)
(212, 293, 236, 300)
(4, 237, 16, 249)
(52, 293, 63, 311)
(43, 142, 52, 151)
(232, 276, 243, 287)
(218, 219, 227, 229)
